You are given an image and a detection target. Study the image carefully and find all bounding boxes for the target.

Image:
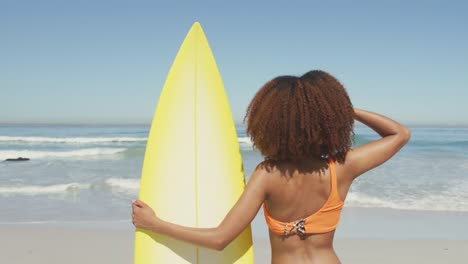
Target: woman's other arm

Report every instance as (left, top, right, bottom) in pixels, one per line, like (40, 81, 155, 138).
(344, 108, 411, 180)
(132, 166, 268, 251)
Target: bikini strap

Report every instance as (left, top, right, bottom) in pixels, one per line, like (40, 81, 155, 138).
(328, 158, 338, 193)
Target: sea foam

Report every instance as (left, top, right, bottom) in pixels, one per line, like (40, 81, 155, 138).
(0, 179, 141, 196)
(105, 178, 140, 191)
(0, 148, 126, 160)
(0, 136, 146, 144)
(346, 191, 468, 212)
(0, 183, 89, 196)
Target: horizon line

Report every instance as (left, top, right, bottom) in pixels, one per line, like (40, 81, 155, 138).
(1, 122, 468, 128)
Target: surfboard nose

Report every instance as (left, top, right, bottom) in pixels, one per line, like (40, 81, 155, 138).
(191, 21, 202, 30)
(186, 22, 202, 39)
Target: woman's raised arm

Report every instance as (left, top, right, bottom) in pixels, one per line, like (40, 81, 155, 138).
(344, 108, 411, 180)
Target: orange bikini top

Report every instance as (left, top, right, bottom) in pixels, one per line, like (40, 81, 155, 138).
(263, 159, 344, 237)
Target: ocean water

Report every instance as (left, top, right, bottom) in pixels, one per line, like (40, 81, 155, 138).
(0, 125, 467, 231)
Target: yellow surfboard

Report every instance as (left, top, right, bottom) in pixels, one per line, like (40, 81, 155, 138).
(134, 22, 254, 264)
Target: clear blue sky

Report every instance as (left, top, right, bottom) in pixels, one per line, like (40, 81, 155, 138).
(2, 0, 467, 126)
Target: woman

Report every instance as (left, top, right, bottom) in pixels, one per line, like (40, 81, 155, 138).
(132, 70, 411, 263)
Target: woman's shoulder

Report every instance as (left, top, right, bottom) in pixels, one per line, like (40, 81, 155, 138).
(249, 160, 281, 189)
(255, 159, 279, 173)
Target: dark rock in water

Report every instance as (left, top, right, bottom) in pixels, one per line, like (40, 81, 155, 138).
(5, 157, 30, 161)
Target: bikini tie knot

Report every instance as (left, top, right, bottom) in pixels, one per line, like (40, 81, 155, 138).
(283, 218, 306, 237)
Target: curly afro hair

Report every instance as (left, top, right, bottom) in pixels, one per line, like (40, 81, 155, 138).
(244, 70, 355, 163)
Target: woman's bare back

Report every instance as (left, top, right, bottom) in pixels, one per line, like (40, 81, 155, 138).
(262, 157, 352, 263)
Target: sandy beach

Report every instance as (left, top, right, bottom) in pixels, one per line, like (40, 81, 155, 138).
(1, 224, 467, 264)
